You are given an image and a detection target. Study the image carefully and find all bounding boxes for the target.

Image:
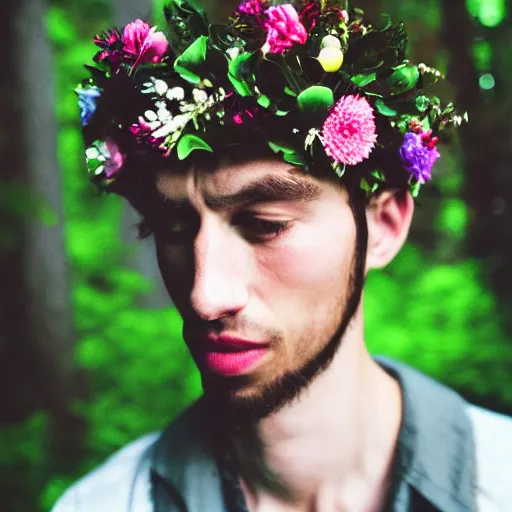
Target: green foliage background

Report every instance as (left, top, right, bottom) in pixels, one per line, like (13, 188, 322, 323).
(3, 1, 512, 511)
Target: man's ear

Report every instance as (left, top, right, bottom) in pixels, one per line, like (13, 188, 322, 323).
(365, 190, 414, 270)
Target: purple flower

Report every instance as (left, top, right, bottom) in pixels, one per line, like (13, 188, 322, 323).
(76, 86, 101, 126)
(399, 132, 440, 183)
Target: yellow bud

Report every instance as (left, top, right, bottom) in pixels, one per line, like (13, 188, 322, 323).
(320, 34, 341, 49)
(317, 47, 344, 73)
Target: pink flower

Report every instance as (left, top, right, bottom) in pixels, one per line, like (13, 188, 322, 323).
(93, 28, 123, 70)
(263, 5, 308, 54)
(94, 28, 121, 51)
(339, 10, 349, 23)
(321, 95, 377, 166)
(238, 0, 265, 16)
(103, 139, 124, 179)
(130, 116, 166, 150)
(122, 20, 169, 67)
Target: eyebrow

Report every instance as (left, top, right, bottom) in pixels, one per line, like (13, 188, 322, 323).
(158, 173, 323, 212)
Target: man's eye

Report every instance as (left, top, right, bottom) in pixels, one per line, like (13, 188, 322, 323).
(235, 213, 291, 240)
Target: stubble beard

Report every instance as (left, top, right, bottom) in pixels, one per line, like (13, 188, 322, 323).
(202, 191, 368, 430)
(202, 268, 364, 430)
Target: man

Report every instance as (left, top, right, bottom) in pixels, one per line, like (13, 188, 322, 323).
(55, 1, 511, 510)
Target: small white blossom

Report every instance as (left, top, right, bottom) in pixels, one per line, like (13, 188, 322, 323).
(154, 79, 169, 96)
(167, 86, 185, 101)
(226, 47, 241, 60)
(141, 79, 156, 94)
(192, 89, 208, 103)
(85, 146, 101, 160)
(152, 123, 175, 139)
(145, 110, 158, 122)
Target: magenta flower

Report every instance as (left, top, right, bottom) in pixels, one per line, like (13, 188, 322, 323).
(263, 5, 308, 54)
(93, 28, 123, 70)
(399, 132, 440, 183)
(94, 28, 121, 53)
(238, 0, 265, 16)
(103, 139, 124, 179)
(130, 116, 166, 152)
(122, 20, 169, 67)
(321, 95, 377, 166)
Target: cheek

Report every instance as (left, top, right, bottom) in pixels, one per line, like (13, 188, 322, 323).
(256, 224, 354, 295)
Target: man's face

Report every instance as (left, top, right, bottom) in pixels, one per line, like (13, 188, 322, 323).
(151, 152, 363, 421)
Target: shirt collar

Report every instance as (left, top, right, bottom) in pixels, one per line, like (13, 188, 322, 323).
(377, 357, 476, 512)
(150, 359, 477, 512)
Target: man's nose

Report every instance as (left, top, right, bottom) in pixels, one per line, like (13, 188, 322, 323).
(189, 220, 249, 321)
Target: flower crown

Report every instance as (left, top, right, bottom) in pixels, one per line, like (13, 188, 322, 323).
(77, 0, 466, 197)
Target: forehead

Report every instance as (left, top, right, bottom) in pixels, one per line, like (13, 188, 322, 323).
(155, 154, 326, 205)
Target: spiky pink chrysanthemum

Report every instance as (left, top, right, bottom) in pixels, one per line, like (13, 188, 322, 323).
(321, 95, 377, 166)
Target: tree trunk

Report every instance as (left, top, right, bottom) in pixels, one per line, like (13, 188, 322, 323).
(0, 0, 85, 462)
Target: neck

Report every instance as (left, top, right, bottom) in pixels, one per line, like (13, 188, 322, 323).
(231, 310, 403, 512)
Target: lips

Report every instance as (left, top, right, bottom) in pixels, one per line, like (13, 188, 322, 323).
(196, 334, 269, 377)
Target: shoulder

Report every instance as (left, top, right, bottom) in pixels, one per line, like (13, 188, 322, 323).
(51, 432, 159, 512)
(468, 405, 512, 511)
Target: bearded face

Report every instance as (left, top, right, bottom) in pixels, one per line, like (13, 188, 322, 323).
(151, 151, 367, 423)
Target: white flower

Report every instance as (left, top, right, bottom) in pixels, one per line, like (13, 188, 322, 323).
(226, 46, 241, 60)
(144, 109, 158, 122)
(142, 79, 157, 94)
(154, 79, 169, 96)
(85, 146, 101, 160)
(167, 86, 185, 101)
(192, 89, 208, 103)
(151, 113, 190, 139)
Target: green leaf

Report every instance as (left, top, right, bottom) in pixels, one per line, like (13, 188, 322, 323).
(228, 51, 254, 97)
(268, 140, 296, 155)
(228, 51, 253, 80)
(409, 180, 422, 198)
(174, 35, 208, 84)
(284, 86, 297, 97)
(375, 99, 398, 117)
(297, 86, 334, 113)
(163, 0, 208, 53)
(257, 95, 271, 108)
(283, 151, 305, 166)
(415, 95, 430, 112)
(334, 163, 346, 178)
(228, 75, 252, 96)
(386, 64, 420, 95)
(176, 134, 213, 160)
(351, 73, 377, 88)
(360, 178, 371, 192)
(268, 141, 305, 166)
(370, 169, 386, 181)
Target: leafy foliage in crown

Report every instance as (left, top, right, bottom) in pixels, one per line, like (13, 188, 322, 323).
(77, 0, 466, 196)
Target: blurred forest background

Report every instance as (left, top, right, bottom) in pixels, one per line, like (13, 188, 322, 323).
(2, 0, 512, 510)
